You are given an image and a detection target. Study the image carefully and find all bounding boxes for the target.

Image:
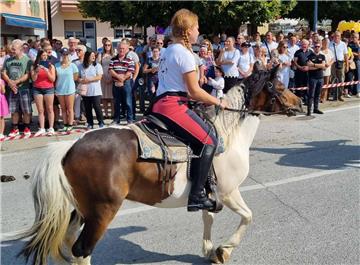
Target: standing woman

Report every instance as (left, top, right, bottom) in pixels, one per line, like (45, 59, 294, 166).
(55, 49, 78, 131)
(216, 36, 240, 94)
(98, 39, 114, 118)
(151, 9, 228, 212)
(30, 49, 56, 136)
(78, 51, 104, 129)
(143, 47, 160, 98)
(274, 41, 292, 88)
(320, 38, 334, 102)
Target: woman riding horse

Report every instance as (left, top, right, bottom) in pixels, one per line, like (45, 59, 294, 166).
(151, 9, 228, 212)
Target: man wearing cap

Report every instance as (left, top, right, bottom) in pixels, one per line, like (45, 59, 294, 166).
(238, 42, 255, 80)
(68, 37, 79, 62)
(2, 39, 33, 137)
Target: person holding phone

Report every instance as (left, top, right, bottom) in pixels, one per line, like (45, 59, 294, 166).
(31, 49, 56, 136)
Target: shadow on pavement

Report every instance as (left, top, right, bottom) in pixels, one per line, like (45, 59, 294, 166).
(1, 226, 209, 265)
(251, 139, 360, 170)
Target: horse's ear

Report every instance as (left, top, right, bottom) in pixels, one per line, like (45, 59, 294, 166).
(269, 64, 280, 81)
(253, 61, 261, 73)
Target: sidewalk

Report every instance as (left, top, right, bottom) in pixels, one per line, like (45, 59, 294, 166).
(1, 97, 359, 154)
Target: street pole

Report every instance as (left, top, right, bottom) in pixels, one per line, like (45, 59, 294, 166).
(313, 0, 318, 32)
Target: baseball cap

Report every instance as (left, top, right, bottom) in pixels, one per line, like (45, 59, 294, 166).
(60, 47, 70, 55)
(241, 42, 251, 48)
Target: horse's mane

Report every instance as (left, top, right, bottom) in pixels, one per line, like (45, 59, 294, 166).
(200, 83, 246, 147)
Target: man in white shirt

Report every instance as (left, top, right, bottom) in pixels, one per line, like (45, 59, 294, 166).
(68, 37, 79, 62)
(288, 35, 300, 88)
(262, 31, 278, 63)
(329, 31, 348, 101)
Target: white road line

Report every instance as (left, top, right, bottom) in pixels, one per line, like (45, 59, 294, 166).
(0, 167, 353, 240)
(116, 168, 347, 217)
(324, 105, 359, 113)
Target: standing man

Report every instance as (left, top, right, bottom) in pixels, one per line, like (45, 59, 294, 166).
(329, 31, 348, 101)
(109, 40, 135, 124)
(68, 37, 79, 62)
(293, 39, 313, 103)
(288, 34, 300, 89)
(1, 39, 33, 136)
(306, 41, 326, 116)
(262, 31, 278, 63)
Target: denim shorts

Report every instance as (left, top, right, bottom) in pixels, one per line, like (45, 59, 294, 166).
(33, 87, 55, 96)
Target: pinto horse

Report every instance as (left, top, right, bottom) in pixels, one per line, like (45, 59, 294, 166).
(9, 66, 302, 265)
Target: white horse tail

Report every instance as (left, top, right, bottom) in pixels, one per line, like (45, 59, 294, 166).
(17, 140, 78, 265)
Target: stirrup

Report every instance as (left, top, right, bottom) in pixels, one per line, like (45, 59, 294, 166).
(187, 192, 216, 212)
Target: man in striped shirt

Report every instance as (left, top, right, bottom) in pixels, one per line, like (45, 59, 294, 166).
(109, 40, 135, 124)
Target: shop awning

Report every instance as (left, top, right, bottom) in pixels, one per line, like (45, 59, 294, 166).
(1, 13, 46, 29)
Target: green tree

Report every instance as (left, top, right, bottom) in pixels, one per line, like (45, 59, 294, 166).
(287, 0, 360, 31)
(78, 0, 297, 36)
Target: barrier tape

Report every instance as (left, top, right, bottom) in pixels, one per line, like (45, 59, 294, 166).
(0, 128, 87, 142)
(290, 80, 360, 91)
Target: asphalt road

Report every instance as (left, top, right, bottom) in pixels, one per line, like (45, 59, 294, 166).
(1, 105, 359, 265)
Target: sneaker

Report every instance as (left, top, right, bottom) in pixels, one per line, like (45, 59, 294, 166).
(23, 127, 31, 137)
(8, 129, 20, 137)
(357, 93, 360, 98)
(98, 122, 105, 128)
(345, 94, 351, 98)
(34, 128, 46, 137)
(66, 126, 73, 132)
(87, 124, 93, 130)
(47, 128, 55, 136)
(0, 134, 5, 141)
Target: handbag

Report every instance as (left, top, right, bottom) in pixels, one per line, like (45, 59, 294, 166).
(333, 43, 344, 70)
(77, 69, 88, 96)
(77, 83, 88, 96)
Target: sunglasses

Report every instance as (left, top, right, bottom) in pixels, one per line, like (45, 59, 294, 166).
(314, 46, 321, 48)
(282, 46, 288, 48)
(104, 44, 111, 46)
(75, 49, 82, 52)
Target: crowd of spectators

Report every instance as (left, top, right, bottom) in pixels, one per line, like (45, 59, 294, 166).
(0, 28, 359, 139)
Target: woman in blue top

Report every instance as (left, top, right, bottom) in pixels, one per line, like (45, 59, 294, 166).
(78, 51, 104, 129)
(55, 48, 78, 131)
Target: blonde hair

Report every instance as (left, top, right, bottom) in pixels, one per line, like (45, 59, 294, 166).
(171, 9, 198, 51)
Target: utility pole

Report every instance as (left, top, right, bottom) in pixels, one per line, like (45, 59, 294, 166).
(313, 0, 318, 32)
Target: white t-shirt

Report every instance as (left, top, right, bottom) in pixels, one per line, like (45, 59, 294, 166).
(78, 63, 103, 96)
(237, 52, 255, 79)
(221, 49, 240, 77)
(208, 76, 225, 99)
(262, 41, 278, 61)
(156, 44, 196, 96)
(329, 41, 348, 61)
(288, 44, 300, 59)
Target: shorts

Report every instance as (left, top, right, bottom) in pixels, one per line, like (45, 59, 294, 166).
(33, 87, 55, 96)
(9, 89, 32, 114)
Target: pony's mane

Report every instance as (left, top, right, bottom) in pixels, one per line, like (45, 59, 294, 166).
(201, 83, 246, 147)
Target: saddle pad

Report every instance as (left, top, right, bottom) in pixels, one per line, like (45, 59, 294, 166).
(128, 124, 190, 162)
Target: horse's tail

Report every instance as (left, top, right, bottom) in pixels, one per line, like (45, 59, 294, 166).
(15, 141, 77, 265)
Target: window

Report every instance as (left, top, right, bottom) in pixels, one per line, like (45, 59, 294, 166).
(64, 20, 83, 39)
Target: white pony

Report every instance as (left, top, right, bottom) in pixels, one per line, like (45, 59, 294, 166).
(3, 67, 302, 265)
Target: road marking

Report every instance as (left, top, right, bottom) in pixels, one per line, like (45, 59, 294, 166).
(324, 105, 359, 113)
(0, 167, 353, 240)
(116, 168, 347, 217)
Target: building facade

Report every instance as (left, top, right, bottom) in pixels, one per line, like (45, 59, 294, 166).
(51, 0, 142, 50)
(1, 0, 47, 46)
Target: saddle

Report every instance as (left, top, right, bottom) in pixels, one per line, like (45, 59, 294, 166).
(128, 114, 224, 213)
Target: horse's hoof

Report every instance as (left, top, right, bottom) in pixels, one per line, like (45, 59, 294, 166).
(215, 246, 231, 264)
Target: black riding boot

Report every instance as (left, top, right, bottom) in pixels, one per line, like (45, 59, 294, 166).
(187, 145, 217, 212)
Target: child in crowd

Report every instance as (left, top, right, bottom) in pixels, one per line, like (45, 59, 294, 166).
(207, 66, 225, 99)
(0, 78, 9, 140)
